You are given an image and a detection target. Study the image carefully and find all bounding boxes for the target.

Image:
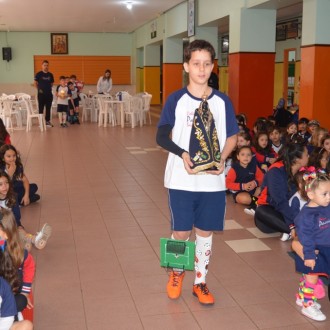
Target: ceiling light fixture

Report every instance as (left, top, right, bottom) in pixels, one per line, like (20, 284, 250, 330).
(126, 2, 133, 10)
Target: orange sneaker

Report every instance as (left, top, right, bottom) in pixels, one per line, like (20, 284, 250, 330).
(193, 283, 215, 305)
(167, 271, 185, 299)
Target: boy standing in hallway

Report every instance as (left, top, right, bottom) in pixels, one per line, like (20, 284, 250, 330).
(156, 39, 238, 304)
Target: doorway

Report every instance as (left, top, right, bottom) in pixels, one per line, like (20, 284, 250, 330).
(283, 48, 296, 107)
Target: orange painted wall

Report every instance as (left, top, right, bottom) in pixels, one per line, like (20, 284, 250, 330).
(163, 63, 183, 104)
(228, 52, 275, 127)
(136, 67, 143, 93)
(300, 45, 330, 128)
(144, 66, 160, 104)
(34, 55, 131, 85)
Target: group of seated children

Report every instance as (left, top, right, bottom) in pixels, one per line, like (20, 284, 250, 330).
(226, 115, 330, 214)
(226, 113, 330, 322)
(0, 123, 52, 328)
(55, 75, 82, 127)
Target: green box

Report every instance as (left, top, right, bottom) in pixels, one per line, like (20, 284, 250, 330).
(160, 238, 195, 270)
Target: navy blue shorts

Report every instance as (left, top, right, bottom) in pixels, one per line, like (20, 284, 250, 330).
(168, 189, 226, 232)
(295, 246, 330, 275)
(57, 104, 68, 113)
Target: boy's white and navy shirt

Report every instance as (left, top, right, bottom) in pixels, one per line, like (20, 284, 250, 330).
(158, 87, 239, 192)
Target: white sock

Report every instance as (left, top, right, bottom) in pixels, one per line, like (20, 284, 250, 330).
(194, 234, 212, 285)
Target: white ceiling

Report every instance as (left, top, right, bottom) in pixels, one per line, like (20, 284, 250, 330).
(0, 0, 302, 34)
(0, 0, 185, 33)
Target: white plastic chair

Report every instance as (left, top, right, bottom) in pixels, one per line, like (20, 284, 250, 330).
(125, 96, 143, 128)
(1, 97, 20, 130)
(17, 94, 31, 126)
(97, 95, 116, 127)
(141, 93, 152, 125)
(80, 93, 95, 122)
(23, 98, 46, 132)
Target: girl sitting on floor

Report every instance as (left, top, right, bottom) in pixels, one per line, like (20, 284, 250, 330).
(0, 145, 40, 206)
(0, 209, 35, 320)
(226, 146, 264, 216)
(0, 171, 51, 250)
(251, 131, 277, 173)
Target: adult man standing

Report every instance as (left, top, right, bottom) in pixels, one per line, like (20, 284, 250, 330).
(34, 60, 54, 127)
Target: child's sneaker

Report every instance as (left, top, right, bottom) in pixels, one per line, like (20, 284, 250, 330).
(244, 207, 255, 216)
(34, 223, 52, 249)
(167, 270, 185, 299)
(301, 302, 326, 321)
(280, 233, 292, 241)
(192, 283, 214, 305)
(296, 296, 321, 309)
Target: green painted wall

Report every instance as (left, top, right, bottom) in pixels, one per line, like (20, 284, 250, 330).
(0, 32, 132, 83)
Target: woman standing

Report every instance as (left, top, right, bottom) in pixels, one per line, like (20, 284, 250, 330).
(254, 143, 309, 239)
(97, 69, 112, 94)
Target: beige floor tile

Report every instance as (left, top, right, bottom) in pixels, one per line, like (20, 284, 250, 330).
(225, 238, 271, 253)
(247, 227, 281, 238)
(224, 219, 244, 230)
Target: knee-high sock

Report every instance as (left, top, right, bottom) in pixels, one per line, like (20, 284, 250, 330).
(58, 112, 63, 123)
(194, 234, 212, 285)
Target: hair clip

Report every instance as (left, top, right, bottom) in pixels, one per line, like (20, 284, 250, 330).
(300, 166, 316, 173)
(0, 239, 6, 252)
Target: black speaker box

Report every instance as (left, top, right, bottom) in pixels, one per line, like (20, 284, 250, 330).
(2, 47, 12, 61)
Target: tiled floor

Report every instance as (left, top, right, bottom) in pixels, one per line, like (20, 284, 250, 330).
(12, 111, 330, 329)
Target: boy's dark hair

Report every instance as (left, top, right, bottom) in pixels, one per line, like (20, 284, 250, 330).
(67, 81, 73, 87)
(267, 125, 281, 135)
(59, 75, 66, 80)
(42, 60, 49, 64)
(298, 117, 309, 124)
(184, 40, 215, 63)
(70, 75, 76, 79)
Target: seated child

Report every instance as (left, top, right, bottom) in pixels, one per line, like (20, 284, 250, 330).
(226, 146, 264, 216)
(308, 147, 329, 172)
(251, 131, 277, 173)
(268, 125, 283, 154)
(297, 117, 311, 143)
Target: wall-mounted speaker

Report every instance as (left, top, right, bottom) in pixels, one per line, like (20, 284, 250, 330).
(2, 47, 12, 61)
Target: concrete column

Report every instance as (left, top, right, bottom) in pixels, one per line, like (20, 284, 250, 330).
(228, 7, 276, 125)
(144, 45, 160, 104)
(299, 0, 330, 127)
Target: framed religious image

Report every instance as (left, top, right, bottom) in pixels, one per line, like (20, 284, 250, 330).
(286, 20, 298, 39)
(51, 33, 68, 54)
(187, 0, 195, 37)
